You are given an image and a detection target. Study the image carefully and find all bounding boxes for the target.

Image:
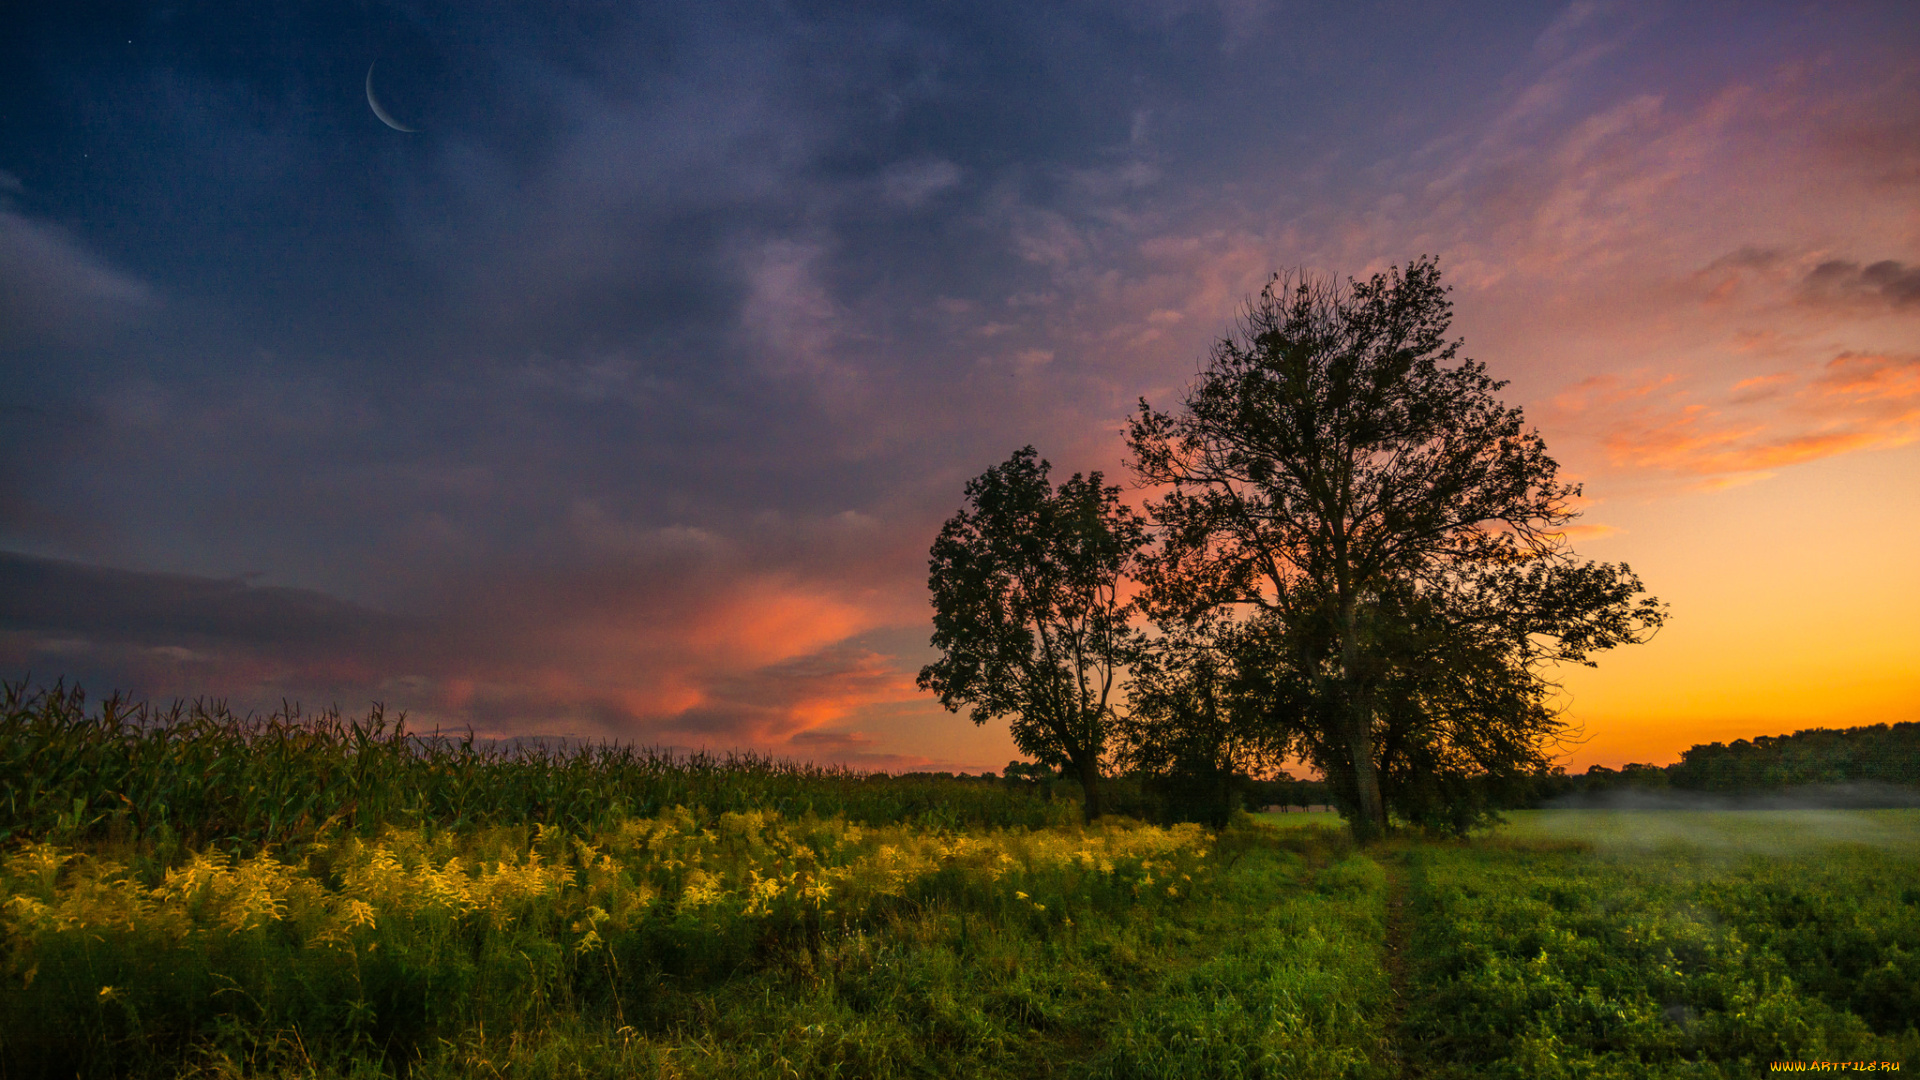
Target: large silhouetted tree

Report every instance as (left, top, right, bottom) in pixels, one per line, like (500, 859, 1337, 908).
(1127, 258, 1665, 839)
(918, 448, 1146, 821)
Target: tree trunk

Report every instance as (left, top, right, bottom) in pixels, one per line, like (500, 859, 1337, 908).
(1345, 707, 1386, 841)
(1339, 599, 1388, 841)
(1076, 752, 1103, 822)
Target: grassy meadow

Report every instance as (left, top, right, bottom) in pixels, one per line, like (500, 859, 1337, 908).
(1402, 811, 1920, 1078)
(3, 685, 1916, 1078)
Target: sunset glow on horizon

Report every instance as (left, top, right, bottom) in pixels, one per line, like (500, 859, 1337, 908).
(2, 1, 1915, 776)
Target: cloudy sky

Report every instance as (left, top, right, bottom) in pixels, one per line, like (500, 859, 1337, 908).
(3, 0, 1916, 772)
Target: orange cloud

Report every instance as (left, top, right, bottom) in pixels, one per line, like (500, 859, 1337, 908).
(463, 577, 914, 751)
(682, 579, 876, 668)
(1550, 352, 1920, 483)
(1814, 351, 1920, 401)
(1546, 523, 1622, 543)
(1729, 372, 1795, 399)
(1550, 372, 1677, 415)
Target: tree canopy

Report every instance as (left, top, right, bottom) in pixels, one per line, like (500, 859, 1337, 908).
(1669, 722, 1920, 792)
(1127, 257, 1665, 838)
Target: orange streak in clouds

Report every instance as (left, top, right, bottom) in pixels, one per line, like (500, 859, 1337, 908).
(1817, 352, 1920, 401)
(1553, 354, 1920, 483)
(683, 581, 874, 667)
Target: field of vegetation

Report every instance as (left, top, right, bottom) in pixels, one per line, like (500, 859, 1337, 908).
(1405, 811, 1920, 1078)
(3, 685, 1915, 1078)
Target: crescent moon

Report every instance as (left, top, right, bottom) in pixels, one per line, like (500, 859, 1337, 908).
(365, 62, 418, 133)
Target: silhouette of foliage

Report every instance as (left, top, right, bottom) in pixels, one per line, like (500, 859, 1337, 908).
(918, 448, 1147, 821)
(1128, 258, 1665, 837)
(1113, 615, 1291, 826)
(1670, 722, 1920, 791)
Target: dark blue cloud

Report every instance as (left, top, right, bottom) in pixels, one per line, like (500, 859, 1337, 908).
(0, 550, 401, 646)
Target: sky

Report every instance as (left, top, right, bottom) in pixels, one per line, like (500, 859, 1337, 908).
(2, 0, 1916, 774)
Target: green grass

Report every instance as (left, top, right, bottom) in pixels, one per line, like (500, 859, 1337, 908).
(1405, 811, 1920, 1078)
(0, 814, 1391, 1079)
(1248, 810, 1349, 832)
(3, 688, 1916, 1078)
(1497, 807, 1920, 852)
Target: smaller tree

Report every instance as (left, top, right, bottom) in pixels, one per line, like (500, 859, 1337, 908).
(918, 448, 1146, 821)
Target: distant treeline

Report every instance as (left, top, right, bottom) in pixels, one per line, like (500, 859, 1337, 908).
(906, 719, 1920, 817)
(1536, 721, 1920, 802)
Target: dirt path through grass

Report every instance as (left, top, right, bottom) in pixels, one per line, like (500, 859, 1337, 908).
(1381, 851, 1416, 1079)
